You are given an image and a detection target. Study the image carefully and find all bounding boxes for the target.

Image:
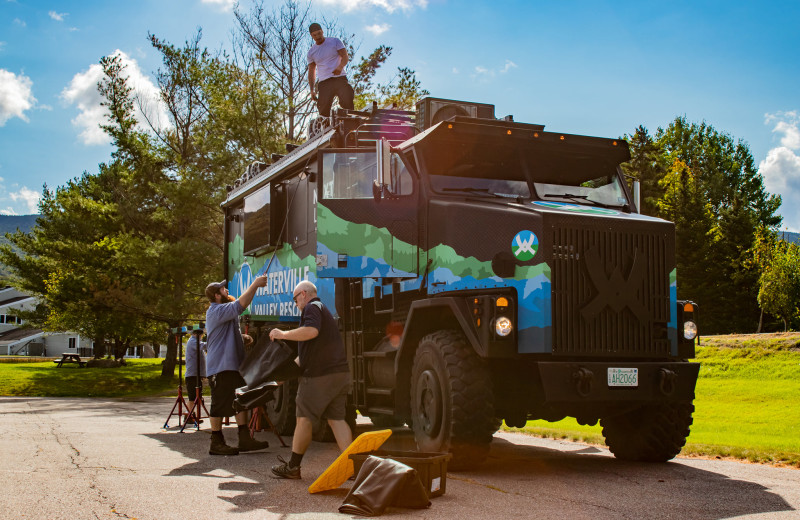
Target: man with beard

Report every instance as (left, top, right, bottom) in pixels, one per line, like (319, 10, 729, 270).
(204, 276, 270, 455)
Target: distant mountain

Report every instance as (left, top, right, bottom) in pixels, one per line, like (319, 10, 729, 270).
(0, 215, 39, 280)
(0, 215, 39, 236)
(779, 231, 800, 245)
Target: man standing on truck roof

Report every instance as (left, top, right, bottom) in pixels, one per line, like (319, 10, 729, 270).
(269, 280, 352, 479)
(204, 276, 270, 456)
(307, 22, 354, 117)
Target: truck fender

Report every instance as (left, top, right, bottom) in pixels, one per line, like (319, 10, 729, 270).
(392, 297, 484, 418)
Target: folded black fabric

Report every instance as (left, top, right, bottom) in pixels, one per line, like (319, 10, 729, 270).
(233, 382, 278, 412)
(238, 337, 301, 388)
(339, 455, 431, 516)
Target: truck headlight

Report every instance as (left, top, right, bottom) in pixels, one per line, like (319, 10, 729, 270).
(495, 316, 513, 337)
(683, 320, 698, 340)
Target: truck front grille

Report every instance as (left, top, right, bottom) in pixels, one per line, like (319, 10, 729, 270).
(550, 221, 672, 357)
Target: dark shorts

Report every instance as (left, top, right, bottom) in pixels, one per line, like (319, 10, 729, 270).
(209, 371, 246, 418)
(185, 376, 203, 398)
(296, 371, 351, 423)
(317, 76, 354, 117)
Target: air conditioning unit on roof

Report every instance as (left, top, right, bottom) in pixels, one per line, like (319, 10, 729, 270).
(415, 97, 495, 131)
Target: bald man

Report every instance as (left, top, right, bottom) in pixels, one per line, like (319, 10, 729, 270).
(269, 280, 352, 479)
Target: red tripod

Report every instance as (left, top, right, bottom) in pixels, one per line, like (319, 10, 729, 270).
(162, 327, 190, 429)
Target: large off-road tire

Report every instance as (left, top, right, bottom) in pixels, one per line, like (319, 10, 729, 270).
(410, 330, 495, 470)
(265, 379, 298, 436)
(601, 401, 695, 462)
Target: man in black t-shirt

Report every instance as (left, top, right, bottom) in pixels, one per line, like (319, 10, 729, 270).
(268, 280, 352, 479)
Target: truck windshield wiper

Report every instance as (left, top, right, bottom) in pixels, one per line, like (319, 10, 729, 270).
(542, 192, 624, 209)
(442, 187, 522, 201)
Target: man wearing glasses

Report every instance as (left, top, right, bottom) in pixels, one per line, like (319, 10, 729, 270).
(268, 280, 352, 479)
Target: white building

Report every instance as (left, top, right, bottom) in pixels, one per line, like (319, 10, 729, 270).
(0, 286, 93, 357)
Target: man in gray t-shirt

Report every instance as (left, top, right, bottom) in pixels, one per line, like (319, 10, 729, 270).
(204, 274, 269, 456)
(307, 22, 354, 117)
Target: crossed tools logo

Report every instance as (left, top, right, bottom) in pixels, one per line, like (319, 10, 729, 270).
(512, 230, 538, 261)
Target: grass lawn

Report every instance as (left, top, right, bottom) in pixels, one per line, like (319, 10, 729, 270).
(0, 358, 180, 398)
(504, 333, 800, 467)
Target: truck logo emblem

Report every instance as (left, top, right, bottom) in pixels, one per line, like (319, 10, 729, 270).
(512, 230, 538, 261)
(581, 246, 650, 323)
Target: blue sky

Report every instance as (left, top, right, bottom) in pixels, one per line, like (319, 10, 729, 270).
(1, 0, 799, 230)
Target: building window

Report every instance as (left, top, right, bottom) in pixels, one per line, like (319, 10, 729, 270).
(68, 337, 77, 349)
(0, 315, 5, 324)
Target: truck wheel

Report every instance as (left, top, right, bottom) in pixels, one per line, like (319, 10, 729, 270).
(410, 330, 495, 469)
(265, 379, 298, 436)
(601, 401, 694, 462)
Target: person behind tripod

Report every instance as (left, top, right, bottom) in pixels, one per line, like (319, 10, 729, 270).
(205, 275, 270, 456)
(184, 329, 207, 425)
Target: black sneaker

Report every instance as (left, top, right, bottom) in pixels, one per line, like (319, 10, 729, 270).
(271, 455, 301, 479)
(238, 435, 270, 452)
(209, 437, 239, 456)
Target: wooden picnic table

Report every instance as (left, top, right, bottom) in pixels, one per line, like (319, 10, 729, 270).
(54, 353, 86, 368)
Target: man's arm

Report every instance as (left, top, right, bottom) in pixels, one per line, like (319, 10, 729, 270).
(237, 273, 268, 310)
(333, 48, 349, 76)
(270, 326, 319, 342)
(308, 62, 317, 101)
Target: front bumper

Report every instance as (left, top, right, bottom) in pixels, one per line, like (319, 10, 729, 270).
(536, 361, 700, 404)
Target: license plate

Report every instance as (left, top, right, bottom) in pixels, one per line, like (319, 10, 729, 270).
(608, 367, 638, 387)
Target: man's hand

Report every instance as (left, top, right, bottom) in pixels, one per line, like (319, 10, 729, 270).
(269, 328, 286, 341)
(333, 66, 343, 76)
(254, 273, 268, 288)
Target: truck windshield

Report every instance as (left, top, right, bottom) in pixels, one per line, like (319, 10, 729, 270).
(533, 175, 628, 209)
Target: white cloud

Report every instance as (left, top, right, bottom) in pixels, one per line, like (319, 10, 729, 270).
(470, 59, 519, 81)
(452, 67, 459, 74)
(0, 177, 39, 215)
(317, 0, 428, 13)
(501, 60, 518, 73)
(14, 18, 26, 28)
(365, 23, 390, 36)
(0, 69, 37, 125)
(9, 186, 40, 213)
(761, 111, 800, 231)
(48, 11, 67, 21)
(200, 0, 235, 10)
(60, 50, 169, 146)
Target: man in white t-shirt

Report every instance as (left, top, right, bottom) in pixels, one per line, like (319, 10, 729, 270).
(307, 22, 354, 117)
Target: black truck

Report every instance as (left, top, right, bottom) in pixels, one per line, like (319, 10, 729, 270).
(221, 97, 699, 468)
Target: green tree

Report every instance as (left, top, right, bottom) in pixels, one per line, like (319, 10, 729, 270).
(621, 125, 667, 216)
(754, 229, 800, 331)
(625, 117, 783, 333)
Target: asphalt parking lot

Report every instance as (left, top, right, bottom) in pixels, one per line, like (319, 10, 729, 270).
(1, 397, 798, 519)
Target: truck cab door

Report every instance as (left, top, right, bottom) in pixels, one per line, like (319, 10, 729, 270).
(316, 147, 419, 279)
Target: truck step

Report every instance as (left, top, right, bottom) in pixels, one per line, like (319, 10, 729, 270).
(365, 407, 395, 416)
(366, 387, 393, 397)
(363, 349, 397, 359)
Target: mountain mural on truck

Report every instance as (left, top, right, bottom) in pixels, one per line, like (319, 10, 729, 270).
(315, 204, 554, 352)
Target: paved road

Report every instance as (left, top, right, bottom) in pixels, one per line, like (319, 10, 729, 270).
(0, 397, 798, 519)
